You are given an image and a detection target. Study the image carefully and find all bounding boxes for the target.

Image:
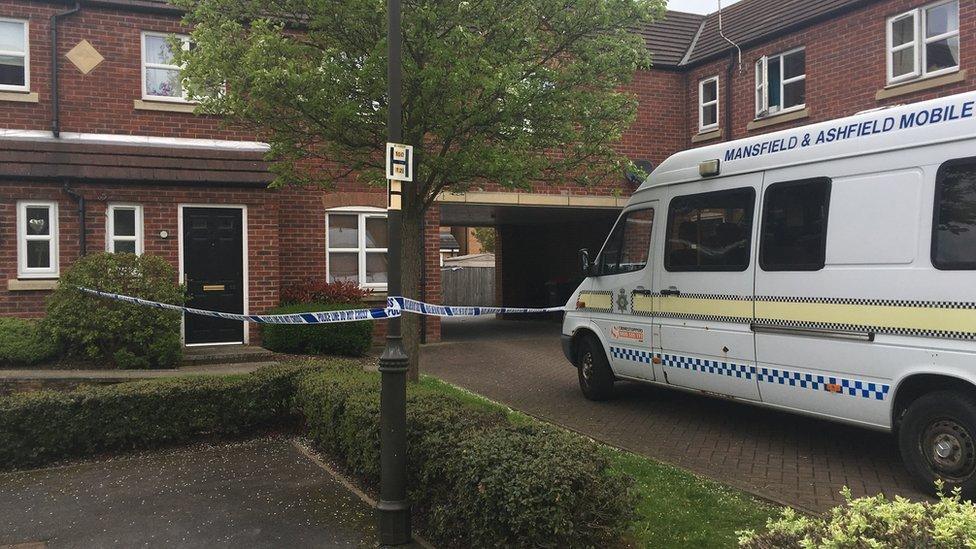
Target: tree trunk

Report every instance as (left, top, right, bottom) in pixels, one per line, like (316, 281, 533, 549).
(399, 190, 425, 382)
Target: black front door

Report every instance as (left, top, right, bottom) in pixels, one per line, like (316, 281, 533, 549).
(183, 207, 245, 345)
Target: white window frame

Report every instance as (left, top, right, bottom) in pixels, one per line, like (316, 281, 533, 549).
(106, 204, 144, 255)
(141, 31, 191, 103)
(0, 18, 29, 93)
(887, 1, 960, 85)
(755, 47, 806, 118)
(17, 200, 59, 279)
(326, 207, 389, 290)
(698, 76, 720, 132)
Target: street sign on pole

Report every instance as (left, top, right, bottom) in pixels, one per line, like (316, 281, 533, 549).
(387, 142, 413, 182)
(387, 142, 412, 211)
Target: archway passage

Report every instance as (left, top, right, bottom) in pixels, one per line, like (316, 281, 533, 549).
(436, 201, 619, 342)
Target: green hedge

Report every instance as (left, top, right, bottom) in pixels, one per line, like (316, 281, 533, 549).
(0, 317, 59, 366)
(739, 488, 976, 548)
(0, 366, 304, 469)
(294, 365, 636, 548)
(0, 363, 636, 547)
(260, 302, 373, 356)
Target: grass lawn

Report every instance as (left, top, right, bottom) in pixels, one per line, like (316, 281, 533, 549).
(419, 376, 781, 548)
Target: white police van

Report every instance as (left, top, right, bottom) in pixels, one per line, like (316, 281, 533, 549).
(562, 90, 976, 497)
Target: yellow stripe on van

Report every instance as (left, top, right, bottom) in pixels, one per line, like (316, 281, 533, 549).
(633, 294, 654, 314)
(756, 301, 976, 335)
(579, 292, 613, 311)
(657, 296, 753, 320)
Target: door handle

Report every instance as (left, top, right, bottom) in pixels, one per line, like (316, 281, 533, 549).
(660, 289, 681, 297)
(632, 288, 653, 296)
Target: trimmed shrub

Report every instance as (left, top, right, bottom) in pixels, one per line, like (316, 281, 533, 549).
(1, 362, 638, 547)
(281, 279, 372, 305)
(45, 253, 184, 369)
(295, 366, 636, 548)
(738, 487, 976, 548)
(0, 365, 306, 469)
(260, 302, 373, 356)
(0, 317, 59, 365)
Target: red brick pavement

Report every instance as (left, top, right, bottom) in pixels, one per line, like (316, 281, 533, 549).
(421, 317, 928, 513)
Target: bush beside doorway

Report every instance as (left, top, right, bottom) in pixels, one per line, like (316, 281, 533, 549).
(44, 253, 184, 369)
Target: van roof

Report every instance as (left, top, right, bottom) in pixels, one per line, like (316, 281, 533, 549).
(640, 90, 976, 191)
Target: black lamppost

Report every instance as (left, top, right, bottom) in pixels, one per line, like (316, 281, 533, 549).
(377, 0, 411, 545)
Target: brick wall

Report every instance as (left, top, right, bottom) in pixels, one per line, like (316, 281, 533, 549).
(684, 0, 976, 147)
(0, 181, 278, 344)
(2, 0, 252, 141)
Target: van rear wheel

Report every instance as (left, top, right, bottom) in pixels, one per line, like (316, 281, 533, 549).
(577, 335, 614, 401)
(899, 391, 976, 499)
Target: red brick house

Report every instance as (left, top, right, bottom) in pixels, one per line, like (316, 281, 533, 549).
(0, 0, 971, 347)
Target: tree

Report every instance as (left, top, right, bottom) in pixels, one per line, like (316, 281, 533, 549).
(473, 227, 496, 254)
(174, 0, 664, 378)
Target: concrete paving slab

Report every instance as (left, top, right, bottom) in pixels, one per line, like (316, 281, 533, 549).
(0, 439, 380, 548)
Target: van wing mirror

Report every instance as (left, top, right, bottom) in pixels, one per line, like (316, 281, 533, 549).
(579, 248, 592, 277)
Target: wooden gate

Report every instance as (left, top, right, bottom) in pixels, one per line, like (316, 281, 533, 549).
(442, 266, 495, 307)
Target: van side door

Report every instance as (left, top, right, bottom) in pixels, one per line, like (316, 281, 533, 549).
(587, 202, 658, 381)
(655, 176, 761, 401)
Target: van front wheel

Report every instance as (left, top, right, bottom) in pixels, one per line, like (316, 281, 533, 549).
(899, 391, 976, 499)
(577, 335, 614, 401)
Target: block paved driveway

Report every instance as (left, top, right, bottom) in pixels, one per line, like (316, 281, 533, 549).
(421, 317, 928, 513)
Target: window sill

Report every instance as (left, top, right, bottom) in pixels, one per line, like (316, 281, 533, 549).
(133, 99, 197, 114)
(747, 108, 810, 131)
(692, 129, 723, 143)
(0, 91, 39, 103)
(8, 279, 58, 291)
(876, 70, 967, 101)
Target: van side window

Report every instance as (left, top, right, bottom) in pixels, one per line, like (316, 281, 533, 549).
(760, 178, 831, 271)
(597, 208, 654, 276)
(933, 160, 976, 270)
(665, 188, 755, 272)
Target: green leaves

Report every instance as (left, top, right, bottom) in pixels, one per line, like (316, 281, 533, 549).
(174, 0, 665, 199)
(44, 253, 185, 369)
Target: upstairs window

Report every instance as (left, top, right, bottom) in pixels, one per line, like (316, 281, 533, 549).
(326, 208, 389, 289)
(933, 159, 976, 270)
(888, 1, 959, 84)
(106, 204, 144, 255)
(755, 48, 805, 118)
(666, 188, 755, 272)
(141, 32, 191, 102)
(17, 201, 59, 279)
(760, 179, 831, 271)
(699, 76, 720, 132)
(597, 208, 655, 276)
(0, 19, 28, 92)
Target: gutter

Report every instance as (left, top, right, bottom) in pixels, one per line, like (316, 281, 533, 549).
(51, 1, 81, 138)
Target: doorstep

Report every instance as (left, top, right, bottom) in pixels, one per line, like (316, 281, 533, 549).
(181, 344, 275, 366)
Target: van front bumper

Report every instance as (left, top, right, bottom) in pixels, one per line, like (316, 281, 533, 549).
(561, 334, 575, 366)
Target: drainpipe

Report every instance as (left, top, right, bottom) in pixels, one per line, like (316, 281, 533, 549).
(51, 1, 82, 138)
(62, 183, 86, 256)
(726, 51, 735, 140)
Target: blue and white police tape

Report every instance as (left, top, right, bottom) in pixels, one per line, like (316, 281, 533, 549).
(79, 288, 565, 325)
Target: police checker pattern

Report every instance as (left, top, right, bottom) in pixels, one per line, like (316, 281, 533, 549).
(609, 346, 890, 401)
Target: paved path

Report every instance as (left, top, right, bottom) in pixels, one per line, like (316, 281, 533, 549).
(0, 439, 382, 548)
(422, 317, 928, 513)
